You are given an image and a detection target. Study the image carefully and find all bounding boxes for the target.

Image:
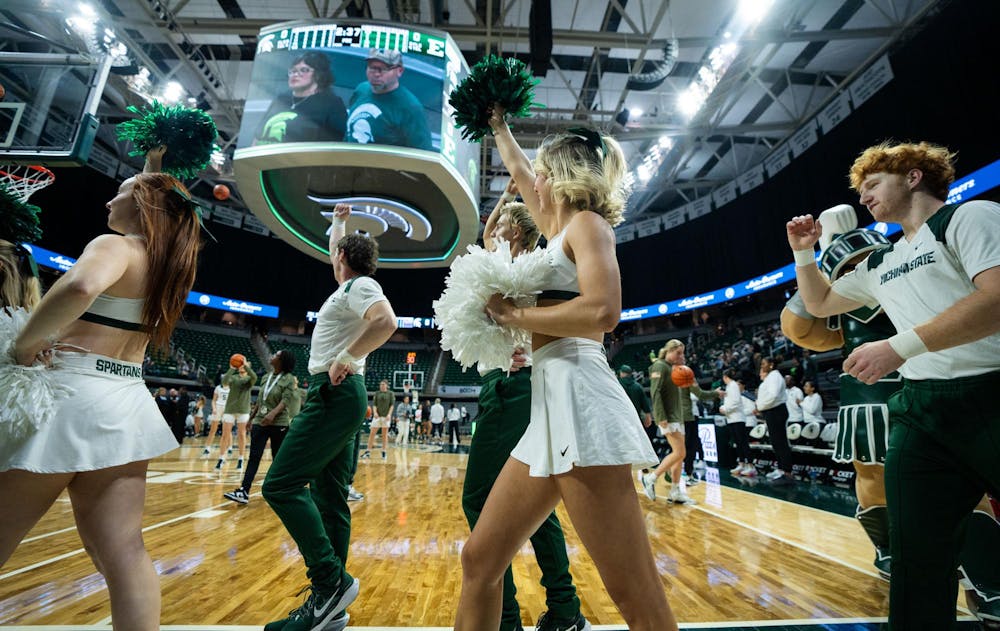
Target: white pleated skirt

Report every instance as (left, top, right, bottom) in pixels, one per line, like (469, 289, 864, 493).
(510, 337, 659, 477)
(0, 352, 178, 473)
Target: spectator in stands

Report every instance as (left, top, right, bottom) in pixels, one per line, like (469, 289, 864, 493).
(202, 378, 229, 457)
(785, 375, 804, 426)
(756, 357, 793, 484)
(216, 359, 258, 471)
(167, 388, 186, 443)
(192, 395, 206, 437)
(429, 398, 445, 445)
(155, 387, 171, 429)
(392, 394, 411, 451)
(447, 403, 462, 445)
(720, 369, 753, 477)
(364, 379, 394, 457)
(261, 202, 396, 630)
(801, 381, 824, 424)
(224, 350, 297, 505)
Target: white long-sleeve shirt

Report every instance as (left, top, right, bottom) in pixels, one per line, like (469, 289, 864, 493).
(756, 370, 787, 411)
(430, 403, 445, 424)
(719, 381, 746, 426)
(786, 385, 804, 422)
(801, 393, 824, 424)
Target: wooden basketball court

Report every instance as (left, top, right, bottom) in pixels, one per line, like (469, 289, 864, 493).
(0, 439, 976, 630)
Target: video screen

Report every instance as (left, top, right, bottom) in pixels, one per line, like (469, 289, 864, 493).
(238, 22, 449, 153)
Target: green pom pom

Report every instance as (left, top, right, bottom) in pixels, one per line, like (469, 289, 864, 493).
(116, 101, 219, 180)
(448, 55, 541, 142)
(0, 183, 42, 245)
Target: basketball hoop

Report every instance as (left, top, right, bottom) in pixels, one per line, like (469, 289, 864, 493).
(0, 165, 56, 203)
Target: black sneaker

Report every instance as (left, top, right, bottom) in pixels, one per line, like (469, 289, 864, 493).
(223, 488, 249, 504)
(535, 610, 592, 631)
(278, 578, 359, 631)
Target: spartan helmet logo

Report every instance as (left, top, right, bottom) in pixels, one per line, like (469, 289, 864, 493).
(350, 117, 374, 144)
(260, 111, 298, 143)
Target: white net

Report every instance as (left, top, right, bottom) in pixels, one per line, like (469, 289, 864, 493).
(0, 164, 55, 203)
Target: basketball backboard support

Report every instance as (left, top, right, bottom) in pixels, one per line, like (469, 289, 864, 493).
(0, 51, 111, 166)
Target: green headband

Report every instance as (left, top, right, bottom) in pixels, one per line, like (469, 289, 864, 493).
(170, 184, 218, 243)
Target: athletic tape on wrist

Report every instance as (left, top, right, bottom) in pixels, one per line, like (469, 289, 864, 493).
(887, 329, 929, 360)
(793, 248, 817, 267)
(335, 349, 359, 366)
(332, 217, 346, 227)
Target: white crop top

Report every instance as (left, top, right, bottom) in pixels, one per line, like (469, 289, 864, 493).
(79, 293, 145, 331)
(539, 228, 580, 299)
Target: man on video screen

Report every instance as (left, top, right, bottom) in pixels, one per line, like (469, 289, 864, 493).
(346, 49, 433, 151)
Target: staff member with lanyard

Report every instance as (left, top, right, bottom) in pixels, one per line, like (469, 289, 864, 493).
(224, 349, 297, 505)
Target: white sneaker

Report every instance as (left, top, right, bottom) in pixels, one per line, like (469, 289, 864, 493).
(667, 488, 696, 505)
(347, 485, 364, 502)
(729, 464, 744, 475)
(201, 448, 212, 458)
(766, 469, 784, 480)
(740, 464, 758, 477)
(641, 472, 657, 501)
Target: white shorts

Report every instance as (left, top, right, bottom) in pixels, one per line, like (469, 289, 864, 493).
(370, 415, 391, 429)
(222, 413, 250, 424)
(660, 421, 685, 435)
(511, 337, 658, 477)
(0, 352, 178, 473)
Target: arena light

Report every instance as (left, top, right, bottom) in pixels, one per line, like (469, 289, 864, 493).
(636, 164, 652, 183)
(737, 0, 775, 26)
(65, 15, 95, 36)
(161, 81, 185, 103)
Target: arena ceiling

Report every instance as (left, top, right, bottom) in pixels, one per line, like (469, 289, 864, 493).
(3, 0, 946, 226)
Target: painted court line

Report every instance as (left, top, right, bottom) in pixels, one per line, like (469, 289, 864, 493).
(692, 502, 886, 581)
(0, 497, 251, 581)
(693, 498, 974, 616)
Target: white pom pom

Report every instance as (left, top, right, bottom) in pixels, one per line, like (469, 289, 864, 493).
(433, 240, 552, 372)
(0, 308, 75, 443)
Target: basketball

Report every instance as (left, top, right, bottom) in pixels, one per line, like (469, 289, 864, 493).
(213, 184, 230, 201)
(229, 353, 245, 368)
(671, 364, 695, 388)
(0, 84, 5, 100)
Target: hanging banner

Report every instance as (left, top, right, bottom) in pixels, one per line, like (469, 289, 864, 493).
(712, 181, 738, 209)
(737, 164, 765, 193)
(764, 145, 791, 177)
(211, 205, 244, 228)
(789, 119, 819, 158)
(818, 91, 852, 134)
(663, 208, 686, 230)
(615, 226, 636, 243)
(850, 54, 893, 109)
(242, 213, 270, 236)
(689, 197, 712, 219)
(636, 217, 662, 238)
